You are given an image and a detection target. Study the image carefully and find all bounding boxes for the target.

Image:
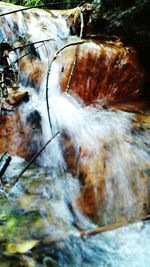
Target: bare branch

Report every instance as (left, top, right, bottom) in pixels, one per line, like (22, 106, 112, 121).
(66, 44, 79, 93)
(0, 2, 90, 18)
(80, 214, 150, 237)
(46, 40, 85, 134)
(12, 38, 54, 51)
(80, 11, 84, 38)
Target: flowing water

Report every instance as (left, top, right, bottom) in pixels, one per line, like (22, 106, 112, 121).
(0, 2, 150, 266)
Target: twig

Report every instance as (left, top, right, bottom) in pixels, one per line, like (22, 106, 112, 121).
(46, 40, 85, 134)
(7, 131, 59, 191)
(0, 40, 54, 74)
(54, 41, 85, 58)
(31, 213, 150, 246)
(0, 152, 7, 187)
(15, 43, 44, 63)
(0, 2, 90, 18)
(0, 153, 12, 185)
(75, 146, 81, 176)
(80, 11, 84, 38)
(12, 38, 54, 51)
(66, 44, 79, 93)
(0, 85, 2, 115)
(15, 40, 53, 67)
(0, 153, 12, 201)
(80, 214, 150, 237)
(9, 41, 52, 68)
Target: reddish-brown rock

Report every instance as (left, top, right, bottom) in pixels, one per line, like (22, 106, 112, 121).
(62, 116, 149, 225)
(0, 111, 35, 159)
(59, 41, 145, 104)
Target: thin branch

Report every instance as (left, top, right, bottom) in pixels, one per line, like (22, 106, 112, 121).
(75, 146, 81, 176)
(7, 131, 59, 191)
(66, 44, 79, 93)
(54, 41, 85, 58)
(80, 11, 84, 38)
(0, 153, 12, 184)
(46, 40, 85, 134)
(13, 39, 53, 70)
(0, 153, 12, 200)
(0, 152, 7, 187)
(0, 2, 91, 18)
(80, 214, 150, 237)
(9, 41, 52, 68)
(15, 43, 44, 63)
(0, 84, 2, 115)
(12, 38, 54, 51)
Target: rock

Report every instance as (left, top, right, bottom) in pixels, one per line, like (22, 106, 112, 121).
(103, 99, 149, 113)
(19, 59, 45, 90)
(76, 150, 106, 221)
(59, 40, 144, 104)
(62, 114, 150, 225)
(76, 141, 149, 225)
(6, 91, 29, 105)
(0, 109, 42, 160)
(0, 111, 31, 159)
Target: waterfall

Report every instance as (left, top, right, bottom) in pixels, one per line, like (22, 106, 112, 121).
(0, 2, 149, 228)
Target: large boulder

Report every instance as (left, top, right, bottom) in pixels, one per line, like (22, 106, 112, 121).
(63, 113, 150, 225)
(59, 40, 144, 104)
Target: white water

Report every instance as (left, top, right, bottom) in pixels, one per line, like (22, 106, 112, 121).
(1, 1, 149, 223)
(0, 3, 150, 266)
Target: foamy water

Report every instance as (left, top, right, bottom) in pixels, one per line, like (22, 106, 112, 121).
(0, 3, 150, 266)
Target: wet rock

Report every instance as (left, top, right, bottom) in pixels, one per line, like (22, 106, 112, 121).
(62, 114, 150, 225)
(59, 41, 144, 104)
(104, 99, 150, 113)
(0, 109, 42, 160)
(75, 144, 110, 223)
(65, 3, 92, 37)
(19, 59, 45, 90)
(76, 151, 149, 225)
(6, 91, 29, 105)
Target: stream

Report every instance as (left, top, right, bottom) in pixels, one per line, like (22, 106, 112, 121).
(0, 2, 150, 266)
(0, 159, 150, 266)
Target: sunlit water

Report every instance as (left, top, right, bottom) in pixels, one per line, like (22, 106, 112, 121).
(0, 2, 150, 266)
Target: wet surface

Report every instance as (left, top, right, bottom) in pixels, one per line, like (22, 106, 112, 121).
(0, 3, 150, 266)
(0, 108, 149, 266)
